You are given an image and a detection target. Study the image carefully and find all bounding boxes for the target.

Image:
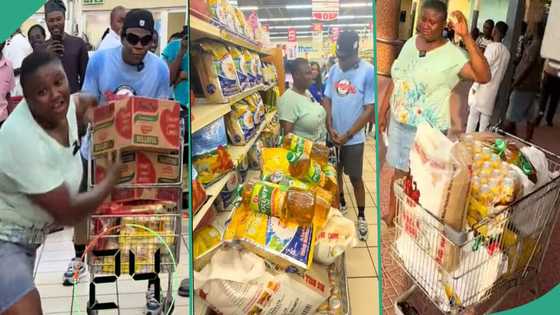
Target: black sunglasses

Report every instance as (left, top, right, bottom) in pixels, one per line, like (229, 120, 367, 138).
(125, 33, 153, 46)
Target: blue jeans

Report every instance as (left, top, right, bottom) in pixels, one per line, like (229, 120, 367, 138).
(0, 240, 38, 313)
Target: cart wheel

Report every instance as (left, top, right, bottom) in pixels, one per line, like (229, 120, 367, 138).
(86, 308, 98, 315)
(178, 278, 189, 297)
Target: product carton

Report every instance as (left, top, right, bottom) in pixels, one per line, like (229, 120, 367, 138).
(107, 187, 181, 204)
(92, 97, 180, 156)
(95, 151, 180, 185)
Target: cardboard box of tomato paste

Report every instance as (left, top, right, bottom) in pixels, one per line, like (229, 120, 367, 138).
(95, 151, 180, 185)
(92, 97, 181, 156)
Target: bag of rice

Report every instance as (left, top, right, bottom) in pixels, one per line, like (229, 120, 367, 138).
(314, 209, 357, 265)
(229, 46, 251, 90)
(225, 101, 255, 145)
(243, 49, 258, 86)
(192, 40, 241, 103)
(195, 246, 329, 315)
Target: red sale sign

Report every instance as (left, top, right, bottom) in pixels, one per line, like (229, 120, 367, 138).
(331, 27, 340, 42)
(312, 0, 339, 21)
(288, 28, 297, 42)
(312, 23, 323, 32)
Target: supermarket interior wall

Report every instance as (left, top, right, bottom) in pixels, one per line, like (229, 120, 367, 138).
(477, 0, 510, 27)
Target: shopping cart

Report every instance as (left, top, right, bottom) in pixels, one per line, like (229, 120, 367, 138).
(83, 108, 185, 315)
(391, 129, 560, 315)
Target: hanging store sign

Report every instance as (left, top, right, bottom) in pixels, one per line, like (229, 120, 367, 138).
(288, 28, 297, 42)
(312, 0, 339, 21)
(331, 27, 340, 42)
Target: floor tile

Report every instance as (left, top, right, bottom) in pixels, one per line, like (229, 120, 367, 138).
(364, 206, 378, 225)
(345, 247, 376, 278)
(348, 277, 380, 315)
(366, 224, 378, 248)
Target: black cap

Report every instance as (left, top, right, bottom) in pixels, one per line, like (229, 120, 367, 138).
(122, 9, 155, 34)
(44, 0, 66, 15)
(336, 31, 359, 58)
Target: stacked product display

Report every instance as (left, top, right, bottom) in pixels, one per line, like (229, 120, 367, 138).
(188, 3, 360, 313)
(86, 95, 184, 313)
(393, 123, 560, 313)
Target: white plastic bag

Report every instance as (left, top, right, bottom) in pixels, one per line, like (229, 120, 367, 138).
(314, 209, 357, 265)
(195, 246, 328, 315)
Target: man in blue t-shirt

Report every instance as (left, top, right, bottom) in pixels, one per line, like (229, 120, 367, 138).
(324, 31, 375, 241)
(68, 10, 171, 313)
(161, 27, 189, 108)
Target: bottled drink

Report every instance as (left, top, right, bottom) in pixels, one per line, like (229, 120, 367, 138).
(242, 181, 287, 218)
(287, 151, 326, 187)
(283, 133, 329, 166)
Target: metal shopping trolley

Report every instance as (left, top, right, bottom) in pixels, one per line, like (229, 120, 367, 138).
(83, 106, 186, 315)
(392, 129, 560, 315)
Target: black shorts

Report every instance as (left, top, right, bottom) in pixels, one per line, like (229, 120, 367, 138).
(336, 143, 364, 179)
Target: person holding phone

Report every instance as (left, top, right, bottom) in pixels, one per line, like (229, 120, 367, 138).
(378, 0, 490, 226)
(0, 51, 122, 315)
(44, 0, 89, 94)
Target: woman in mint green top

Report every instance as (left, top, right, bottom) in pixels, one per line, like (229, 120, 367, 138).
(378, 0, 490, 226)
(278, 58, 327, 143)
(0, 51, 121, 314)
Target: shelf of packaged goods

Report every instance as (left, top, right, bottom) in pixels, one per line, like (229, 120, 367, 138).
(227, 110, 276, 166)
(190, 15, 270, 56)
(191, 103, 232, 134)
(194, 84, 264, 106)
(192, 171, 234, 231)
(192, 110, 276, 230)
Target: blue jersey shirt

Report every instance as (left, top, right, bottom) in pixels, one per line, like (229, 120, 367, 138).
(324, 60, 375, 146)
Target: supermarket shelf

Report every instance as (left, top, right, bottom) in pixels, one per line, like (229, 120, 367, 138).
(190, 15, 270, 55)
(191, 103, 231, 133)
(228, 110, 276, 165)
(195, 84, 264, 106)
(192, 171, 234, 230)
(262, 82, 277, 91)
(192, 110, 276, 230)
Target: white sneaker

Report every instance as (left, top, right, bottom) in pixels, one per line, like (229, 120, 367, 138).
(357, 217, 368, 241)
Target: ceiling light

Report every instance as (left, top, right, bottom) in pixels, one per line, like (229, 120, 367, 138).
(239, 6, 258, 11)
(259, 15, 372, 22)
(269, 23, 368, 30)
(259, 17, 313, 22)
(238, 2, 373, 11)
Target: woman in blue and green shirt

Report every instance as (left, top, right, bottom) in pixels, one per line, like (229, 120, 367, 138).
(378, 0, 490, 226)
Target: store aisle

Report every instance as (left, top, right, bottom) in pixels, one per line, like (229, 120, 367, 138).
(342, 136, 380, 315)
(34, 220, 190, 315)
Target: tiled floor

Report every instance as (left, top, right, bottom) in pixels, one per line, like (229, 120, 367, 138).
(35, 219, 190, 314)
(341, 136, 381, 315)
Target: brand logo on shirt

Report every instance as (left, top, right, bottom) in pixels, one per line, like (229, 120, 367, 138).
(335, 80, 356, 96)
(114, 85, 136, 97)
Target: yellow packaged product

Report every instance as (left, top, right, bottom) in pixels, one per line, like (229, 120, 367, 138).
(233, 7, 250, 36)
(194, 225, 223, 259)
(223, 206, 317, 271)
(225, 101, 255, 145)
(262, 148, 291, 177)
(229, 46, 251, 89)
(241, 181, 288, 218)
(282, 133, 329, 166)
(192, 40, 241, 103)
(242, 49, 257, 86)
(287, 151, 327, 188)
